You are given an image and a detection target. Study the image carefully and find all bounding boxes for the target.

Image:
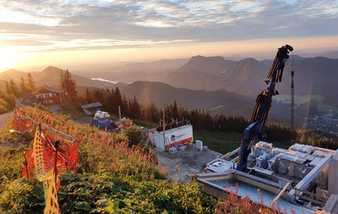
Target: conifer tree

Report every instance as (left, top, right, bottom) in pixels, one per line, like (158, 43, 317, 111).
(5, 81, 11, 95)
(61, 70, 77, 102)
(9, 79, 18, 97)
(109, 88, 117, 113)
(85, 88, 92, 103)
(27, 73, 35, 92)
(20, 77, 27, 96)
(132, 96, 141, 118)
(146, 103, 160, 122)
(115, 87, 123, 110)
(94, 90, 104, 103)
(121, 96, 129, 117)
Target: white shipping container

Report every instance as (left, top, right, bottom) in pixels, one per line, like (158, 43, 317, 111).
(148, 124, 193, 151)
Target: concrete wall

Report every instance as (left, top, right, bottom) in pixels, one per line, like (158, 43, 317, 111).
(324, 194, 338, 214)
(328, 150, 338, 196)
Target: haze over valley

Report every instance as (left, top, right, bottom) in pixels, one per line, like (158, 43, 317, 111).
(2, 51, 338, 130)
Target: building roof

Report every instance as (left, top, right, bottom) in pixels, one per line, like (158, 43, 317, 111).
(34, 85, 63, 94)
(81, 102, 103, 109)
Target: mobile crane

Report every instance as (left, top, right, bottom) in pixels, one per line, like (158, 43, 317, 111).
(237, 44, 294, 171)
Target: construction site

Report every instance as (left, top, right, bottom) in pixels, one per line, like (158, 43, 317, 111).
(9, 44, 336, 213)
(145, 45, 338, 213)
(3, 1, 338, 212)
(151, 131, 338, 213)
(68, 44, 338, 213)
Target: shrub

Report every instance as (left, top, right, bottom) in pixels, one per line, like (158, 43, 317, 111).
(58, 173, 215, 214)
(216, 193, 280, 214)
(123, 126, 147, 147)
(0, 178, 44, 214)
(0, 98, 9, 114)
(79, 139, 158, 180)
(297, 129, 338, 150)
(0, 146, 25, 188)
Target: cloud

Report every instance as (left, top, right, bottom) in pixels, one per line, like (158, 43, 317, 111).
(0, 31, 196, 52)
(0, 0, 338, 52)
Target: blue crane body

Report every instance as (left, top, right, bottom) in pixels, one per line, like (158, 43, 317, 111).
(237, 45, 294, 171)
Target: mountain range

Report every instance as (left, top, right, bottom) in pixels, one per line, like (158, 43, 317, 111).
(82, 55, 338, 107)
(1, 53, 337, 126)
(0, 66, 114, 90)
(78, 58, 188, 83)
(0, 66, 252, 116)
(117, 81, 254, 117)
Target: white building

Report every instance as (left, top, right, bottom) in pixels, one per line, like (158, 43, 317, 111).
(148, 124, 193, 151)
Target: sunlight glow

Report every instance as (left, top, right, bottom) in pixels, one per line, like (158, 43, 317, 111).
(0, 48, 24, 70)
(1, 35, 338, 71)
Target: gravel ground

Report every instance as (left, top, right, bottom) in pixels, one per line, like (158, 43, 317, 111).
(156, 144, 222, 183)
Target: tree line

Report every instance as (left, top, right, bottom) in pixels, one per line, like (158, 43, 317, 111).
(0, 74, 35, 113)
(80, 87, 297, 142)
(0, 69, 77, 113)
(86, 87, 338, 147)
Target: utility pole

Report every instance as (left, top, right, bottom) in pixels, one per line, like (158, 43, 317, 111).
(162, 109, 166, 147)
(118, 105, 122, 120)
(291, 70, 295, 130)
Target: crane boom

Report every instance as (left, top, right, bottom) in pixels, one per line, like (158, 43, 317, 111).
(237, 44, 294, 171)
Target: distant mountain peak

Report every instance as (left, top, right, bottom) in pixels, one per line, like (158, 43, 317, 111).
(130, 80, 173, 89)
(2, 69, 24, 75)
(41, 66, 64, 74)
(4, 68, 21, 73)
(179, 55, 235, 76)
(184, 55, 226, 69)
(239, 57, 258, 64)
(0, 69, 25, 81)
(189, 55, 225, 63)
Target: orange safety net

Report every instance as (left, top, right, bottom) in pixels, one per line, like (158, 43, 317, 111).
(15, 108, 79, 181)
(14, 108, 79, 214)
(12, 109, 34, 133)
(23, 127, 68, 214)
(21, 131, 78, 180)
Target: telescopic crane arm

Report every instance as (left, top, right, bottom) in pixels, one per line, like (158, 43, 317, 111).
(237, 44, 293, 171)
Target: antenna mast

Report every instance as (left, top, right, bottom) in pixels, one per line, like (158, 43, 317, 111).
(291, 70, 295, 130)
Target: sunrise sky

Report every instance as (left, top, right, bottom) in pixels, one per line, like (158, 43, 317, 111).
(1, 0, 338, 70)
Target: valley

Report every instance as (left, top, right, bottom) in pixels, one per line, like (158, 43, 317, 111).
(2, 53, 338, 131)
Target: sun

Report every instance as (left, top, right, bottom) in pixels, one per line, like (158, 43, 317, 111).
(0, 48, 22, 70)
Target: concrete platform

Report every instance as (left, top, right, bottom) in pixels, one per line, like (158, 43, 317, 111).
(197, 171, 315, 214)
(156, 144, 222, 182)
